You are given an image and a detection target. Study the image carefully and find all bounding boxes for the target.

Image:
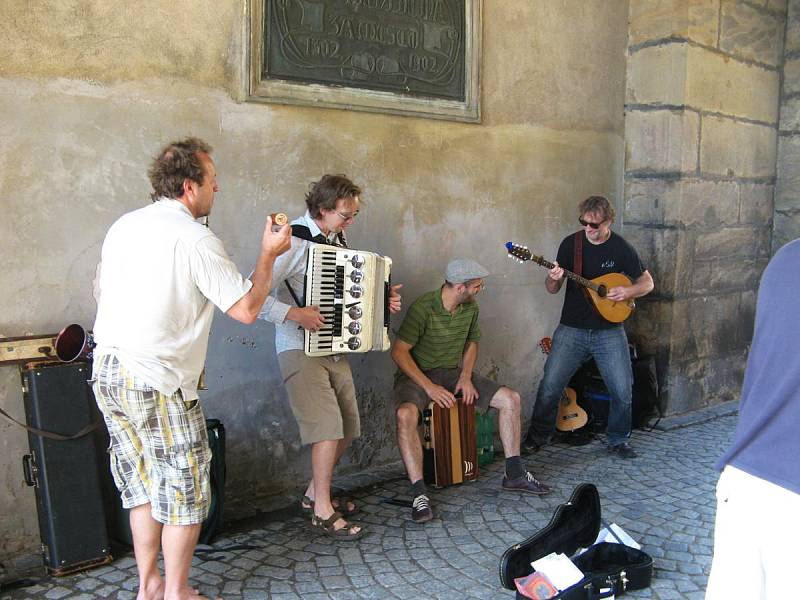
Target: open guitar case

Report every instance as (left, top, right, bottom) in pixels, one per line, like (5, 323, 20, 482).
(499, 483, 653, 599)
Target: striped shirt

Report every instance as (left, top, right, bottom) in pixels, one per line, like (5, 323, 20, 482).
(396, 288, 481, 370)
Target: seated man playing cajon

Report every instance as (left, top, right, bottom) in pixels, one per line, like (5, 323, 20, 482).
(391, 258, 552, 523)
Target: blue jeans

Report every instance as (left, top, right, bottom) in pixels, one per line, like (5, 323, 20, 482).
(528, 324, 633, 446)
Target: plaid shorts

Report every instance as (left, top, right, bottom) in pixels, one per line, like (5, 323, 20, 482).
(92, 354, 211, 525)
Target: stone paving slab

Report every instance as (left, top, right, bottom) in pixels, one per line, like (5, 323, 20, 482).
(0, 415, 736, 599)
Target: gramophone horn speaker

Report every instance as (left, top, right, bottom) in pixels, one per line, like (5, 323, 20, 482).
(55, 324, 95, 362)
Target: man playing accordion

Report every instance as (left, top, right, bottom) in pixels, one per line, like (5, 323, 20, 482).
(258, 174, 401, 540)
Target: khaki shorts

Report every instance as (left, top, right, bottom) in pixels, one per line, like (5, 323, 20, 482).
(278, 350, 360, 445)
(392, 368, 502, 415)
(92, 354, 211, 526)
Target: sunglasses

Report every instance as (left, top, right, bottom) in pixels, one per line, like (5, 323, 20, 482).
(579, 218, 604, 229)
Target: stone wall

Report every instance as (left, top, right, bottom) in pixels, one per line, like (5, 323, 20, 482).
(776, 0, 800, 247)
(0, 1, 629, 558)
(624, 0, 785, 414)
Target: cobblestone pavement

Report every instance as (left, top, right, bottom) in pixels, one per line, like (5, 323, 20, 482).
(1, 412, 735, 599)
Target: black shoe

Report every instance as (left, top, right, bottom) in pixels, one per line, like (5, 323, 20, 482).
(561, 429, 593, 446)
(502, 471, 552, 495)
(411, 494, 433, 523)
(607, 442, 637, 459)
(522, 435, 547, 453)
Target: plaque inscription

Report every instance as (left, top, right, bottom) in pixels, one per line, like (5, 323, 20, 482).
(248, 0, 482, 122)
(265, 0, 465, 101)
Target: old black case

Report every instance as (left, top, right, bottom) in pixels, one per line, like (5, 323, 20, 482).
(499, 483, 653, 599)
(21, 361, 112, 575)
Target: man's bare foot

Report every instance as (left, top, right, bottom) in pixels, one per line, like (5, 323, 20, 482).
(165, 587, 220, 600)
(136, 578, 163, 600)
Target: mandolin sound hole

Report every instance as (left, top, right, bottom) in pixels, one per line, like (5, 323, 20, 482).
(597, 285, 607, 298)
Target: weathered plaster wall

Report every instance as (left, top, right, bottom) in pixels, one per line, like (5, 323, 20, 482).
(623, 0, 785, 415)
(0, 1, 629, 558)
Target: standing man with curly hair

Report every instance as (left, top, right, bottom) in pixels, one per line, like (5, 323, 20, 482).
(258, 174, 402, 540)
(92, 137, 290, 600)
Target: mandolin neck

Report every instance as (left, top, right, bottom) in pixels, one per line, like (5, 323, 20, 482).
(531, 256, 600, 292)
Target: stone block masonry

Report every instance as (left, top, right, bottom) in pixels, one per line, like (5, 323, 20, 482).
(624, 0, 785, 415)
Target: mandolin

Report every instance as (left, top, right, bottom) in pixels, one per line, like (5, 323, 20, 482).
(506, 241, 634, 323)
(538, 337, 588, 432)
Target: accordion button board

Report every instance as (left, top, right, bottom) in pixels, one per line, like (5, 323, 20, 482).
(304, 243, 392, 356)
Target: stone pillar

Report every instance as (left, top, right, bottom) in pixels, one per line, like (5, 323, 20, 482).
(624, 0, 785, 414)
(776, 0, 800, 248)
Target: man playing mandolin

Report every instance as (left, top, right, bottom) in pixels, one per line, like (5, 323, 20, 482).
(524, 195, 654, 458)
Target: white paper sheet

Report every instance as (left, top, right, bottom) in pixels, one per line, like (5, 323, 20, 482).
(530, 552, 584, 590)
(593, 523, 641, 549)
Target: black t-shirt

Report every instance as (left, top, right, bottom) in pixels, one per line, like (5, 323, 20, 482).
(555, 231, 646, 330)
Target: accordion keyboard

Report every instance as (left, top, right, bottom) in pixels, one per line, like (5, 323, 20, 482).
(304, 244, 392, 356)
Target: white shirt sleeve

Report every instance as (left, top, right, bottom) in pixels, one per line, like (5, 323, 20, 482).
(258, 236, 308, 324)
(189, 235, 253, 313)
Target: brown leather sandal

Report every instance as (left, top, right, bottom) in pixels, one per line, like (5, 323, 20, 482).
(310, 511, 365, 541)
(300, 495, 359, 516)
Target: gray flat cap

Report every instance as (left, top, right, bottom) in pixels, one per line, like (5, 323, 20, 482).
(444, 258, 489, 283)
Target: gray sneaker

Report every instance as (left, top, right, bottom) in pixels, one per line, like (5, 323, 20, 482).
(501, 471, 552, 495)
(411, 494, 433, 523)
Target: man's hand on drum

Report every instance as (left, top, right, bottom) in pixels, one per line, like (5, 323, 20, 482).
(425, 383, 457, 409)
(454, 376, 478, 405)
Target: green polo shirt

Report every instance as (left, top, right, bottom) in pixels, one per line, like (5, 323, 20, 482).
(396, 287, 481, 371)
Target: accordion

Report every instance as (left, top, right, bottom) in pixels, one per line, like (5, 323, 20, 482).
(422, 400, 478, 488)
(304, 243, 392, 356)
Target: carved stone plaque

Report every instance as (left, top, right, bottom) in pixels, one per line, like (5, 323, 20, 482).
(248, 0, 481, 122)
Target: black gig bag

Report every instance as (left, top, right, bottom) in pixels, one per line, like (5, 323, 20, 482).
(499, 483, 653, 599)
(199, 418, 226, 545)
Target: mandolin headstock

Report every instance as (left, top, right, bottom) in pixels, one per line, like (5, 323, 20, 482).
(505, 241, 532, 262)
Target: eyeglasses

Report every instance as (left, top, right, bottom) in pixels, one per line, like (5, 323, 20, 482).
(466, 281, 485, 292)
(579, 218, 604, 229)
(335, 210, 359, 222)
